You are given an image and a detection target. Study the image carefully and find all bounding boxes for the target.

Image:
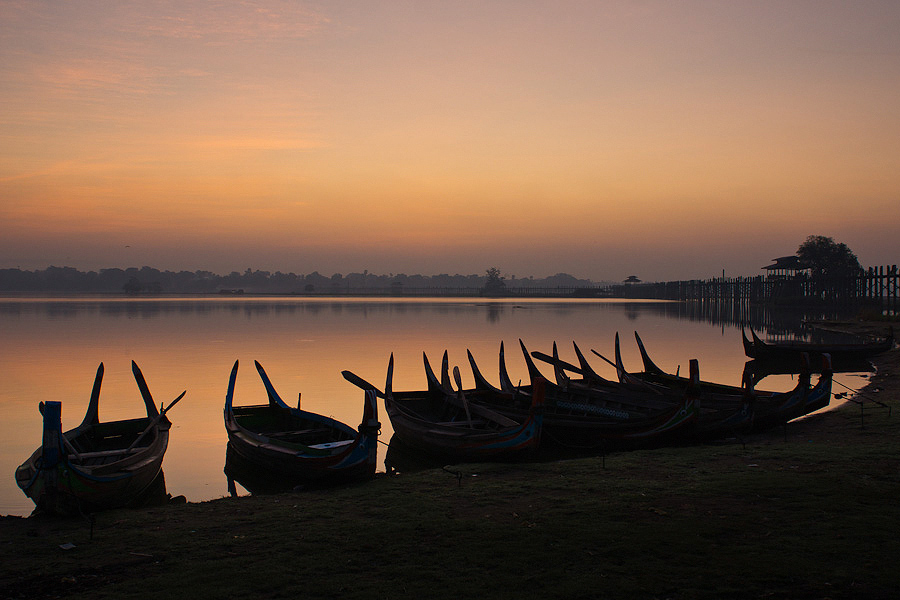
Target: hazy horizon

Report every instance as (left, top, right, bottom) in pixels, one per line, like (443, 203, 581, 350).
(3, 1, 899, 282)
(0, 263, 617, 284)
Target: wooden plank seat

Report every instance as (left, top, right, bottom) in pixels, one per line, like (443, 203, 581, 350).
(67, 447, 147, 462)
(266, 428, 331, 439)
(308, 439, 355, 450)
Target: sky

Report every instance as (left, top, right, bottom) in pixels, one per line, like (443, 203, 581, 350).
(1, 1, 898, 282)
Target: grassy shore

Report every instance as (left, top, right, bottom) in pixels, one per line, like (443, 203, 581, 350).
(2, 323, 898, 600)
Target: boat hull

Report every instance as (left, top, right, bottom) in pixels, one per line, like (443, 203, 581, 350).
(15, 362, 176, 516)
(15, 425, 169, 515)
(223, 361, 379, 488)
(384, 375, 544, 463)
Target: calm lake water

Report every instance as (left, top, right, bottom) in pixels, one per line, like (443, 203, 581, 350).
(0, 297, 867, 516)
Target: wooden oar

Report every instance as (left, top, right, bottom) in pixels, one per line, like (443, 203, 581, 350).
(126, 390, 186, 451)
(453, 366, 474, 428)
(341, 370, 388, 399)
(445, 367, 517, 427)
(590, 348, 665, 395)
(531, 350, 587, 377)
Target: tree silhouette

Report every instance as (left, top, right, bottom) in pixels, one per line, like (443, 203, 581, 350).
(483, 267, 506, 296)
(797, 235, 862, 278)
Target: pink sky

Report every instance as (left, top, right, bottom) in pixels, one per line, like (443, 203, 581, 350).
(1, 1, 898, 281)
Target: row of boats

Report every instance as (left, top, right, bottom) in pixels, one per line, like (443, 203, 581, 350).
(16, 327, 893, 515)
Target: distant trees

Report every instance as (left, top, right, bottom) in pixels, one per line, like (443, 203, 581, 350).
(797, 235, 863, 278)
(0, 266, 598, 294)
(483, 267, 506, 296)
(123, 276, 142, 295)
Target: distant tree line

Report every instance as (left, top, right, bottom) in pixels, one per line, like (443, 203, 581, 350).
(0, 266, 598, 295)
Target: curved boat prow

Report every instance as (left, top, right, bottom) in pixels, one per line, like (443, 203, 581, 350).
(467, 349, 503, 394)
(225, 360, 239, 413)
(634, 332, 666, 376)
(519, 339, 545, 384)
(79, 363, 104, 428)
(254, 361, 287, 408)
(752, 326, 766, 345)
(132, 361, 161, 418)
(423, 352, 450, 395)
(385, 353, 394, 398)
(499, 341, 516, 392)
(613, 333, 627, 383)
(440, 351, 453, 391)
(741, 324, 751, 354)
(572, 342, 611, 385)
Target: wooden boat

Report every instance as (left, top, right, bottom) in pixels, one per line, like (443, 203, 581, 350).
(344, 353, 544, 463)
(464, 341, 700, 451)
(742, 324, 893, 362)
(628, 331, 833, 432)
(15, 362, 183, 515)
(633, 331, 752, 394)
(531, 338, 752, 442)
(224, 360, 380, 486)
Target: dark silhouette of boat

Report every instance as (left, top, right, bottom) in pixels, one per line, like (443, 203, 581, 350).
(343, 354, 544, 463)
(15, 362, 183, 515)
(224, 360, 379, 486)
(742, 324, 893, 362)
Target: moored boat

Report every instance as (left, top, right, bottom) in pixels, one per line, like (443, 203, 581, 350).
(15, 362, 183, 516)
(627, 331, 833, 432)
(344, 354, 544, 463)
(464, 341, 700, 451)
(534, 338, 752, 443)
(742, 324, 893, 362)
(224, 360, 379, 486)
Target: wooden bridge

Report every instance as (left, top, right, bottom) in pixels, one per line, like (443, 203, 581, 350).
(618, 265, 899, 315)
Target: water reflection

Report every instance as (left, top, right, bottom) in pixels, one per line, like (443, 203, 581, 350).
(1, 296, 687, 323)
(748, 356, 874, 383)
(0, 296, 877, 516)
(225, 444, 303, 496)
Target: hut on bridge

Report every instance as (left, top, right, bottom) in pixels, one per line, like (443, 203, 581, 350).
(763, 256, 805, 278)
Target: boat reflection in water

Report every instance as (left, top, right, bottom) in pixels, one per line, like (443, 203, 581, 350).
(746, 356, 874, 385)
(226, 443, 301, 496)
(224, 444, 378, 496)
(3, 296, 883, 516)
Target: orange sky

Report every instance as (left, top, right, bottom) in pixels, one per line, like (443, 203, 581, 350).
(1, 1, 898, 281)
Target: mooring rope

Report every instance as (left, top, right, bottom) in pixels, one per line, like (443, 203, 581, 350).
(833, 379, 890, 413)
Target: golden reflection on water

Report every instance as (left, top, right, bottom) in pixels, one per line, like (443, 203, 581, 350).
(0, 297, 836, 515)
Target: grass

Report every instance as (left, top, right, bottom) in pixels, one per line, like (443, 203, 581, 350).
(3, 347, 899, 600)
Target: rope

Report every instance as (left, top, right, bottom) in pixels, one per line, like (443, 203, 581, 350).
(833, 379, 891, 412)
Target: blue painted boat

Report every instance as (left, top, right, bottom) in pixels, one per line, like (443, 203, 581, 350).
(15, 362, 183, 515)
(224, 360, 379, 486)
(346, 353, 544, 463)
